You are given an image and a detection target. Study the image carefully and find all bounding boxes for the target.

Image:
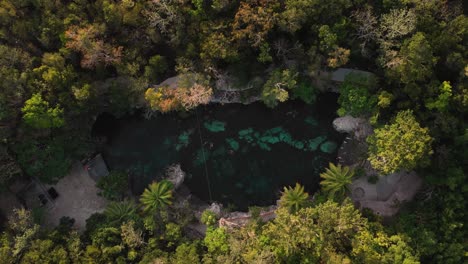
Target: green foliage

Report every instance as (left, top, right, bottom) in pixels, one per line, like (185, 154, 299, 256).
(395, 32, 436, 84)
(204, 227, 229, 254)
(261, 200, 367, 262)
(279, 183, 309, 213)
(0, 208, 40, 260)
(97, 170, 128, 201)
(173, 242, 200, 264)
(0, 1, 465, 263)
(120, 221, 143, 249)
(162, 222, 182, 249)
(368, 110, 433, 174)
(200, 32, 239, 63)
(426, 81, 452, 112)
(203, 120, 226, 132)
(320, 163, 354, 199)
(201, 210, 217, 227)
(15, 137, 71, 184)
(338, 74, 377, 116)
(144, 55, 168, 83)
(261, 69, 298, 108)
(378, 91, 394, 108)
(104, 200, 139, 225)
(140, 180, 173, 213)
(318, 25, 338, 53)
(20, 238, 69, 263)
(352, 229, 420, 264)
(21, 93, 64, 129)
(0, 145, 21, 188)
(258, 42, 273, 63)
(291, 81, 316, 104)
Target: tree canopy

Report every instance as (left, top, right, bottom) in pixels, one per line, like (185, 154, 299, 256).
(368, 110, 433, 174)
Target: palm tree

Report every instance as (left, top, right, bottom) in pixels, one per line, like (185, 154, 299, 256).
(279, 183, 309, 213)
(104, 200, 138, 224)
(140, 180, 173, 213)
(320, 163, 354, 199)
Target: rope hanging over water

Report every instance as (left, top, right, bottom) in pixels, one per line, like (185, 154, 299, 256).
(195, 107, 213, 202)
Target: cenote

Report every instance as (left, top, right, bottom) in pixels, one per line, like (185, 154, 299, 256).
(93, 93, 344, 210)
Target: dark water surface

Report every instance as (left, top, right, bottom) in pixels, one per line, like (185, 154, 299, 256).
(94, 94, 343, 210)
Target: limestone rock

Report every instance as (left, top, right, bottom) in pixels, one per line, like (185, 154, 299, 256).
(207, 202, 223, 217)
(333, 115, 373, 140)
(165, 164, 185, 189)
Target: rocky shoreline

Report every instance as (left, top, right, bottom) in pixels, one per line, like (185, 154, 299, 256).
(333, 115, 423, 217)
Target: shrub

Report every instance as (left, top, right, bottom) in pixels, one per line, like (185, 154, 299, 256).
(97, 170, 128, 201)
(201, 210, 217, 227)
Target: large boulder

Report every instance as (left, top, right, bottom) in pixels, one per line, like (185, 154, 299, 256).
(165, 164, 185, 189)
(207, 202, 223, 217)
(333, 115, 373, 140)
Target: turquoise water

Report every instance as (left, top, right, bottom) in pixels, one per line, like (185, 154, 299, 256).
(95, 94, 343, 210)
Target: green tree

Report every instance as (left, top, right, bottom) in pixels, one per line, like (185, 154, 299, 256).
(84, 227, 124, 263)
(140, 180, 173, 213)
(161, 222, 182, 249)
(368, 110, 433, 174)
(279, 183, 309, 213)
(173, 242, 200, 264)
(261, 69, 298, 108)
(338, 73, 377, 116)
(352, 230, 420, 264)
(279, 0, 352, 33)
(120, 221, 143, 249)
(291, 81, 316, 104)
(15, 138, 71, 184)
(425, 81, 452, 112)
(0, 208, 39, 261)
(200, 32, 239, 63)
(204, 227, 229, 255)
(232, 0, 279, 47)
(394, 32, 436, 84)
(257, 42, 273, 63)
(65, 24, 123, 69)
(262, 200, 367, 262)
(20, 239, 69, 263)
(144, 55, 168, 83)
(318, 25, 338, 53)
(21, 93, 64, 129)
(320, 163, 354, 199)
(0, 144, 21, 188)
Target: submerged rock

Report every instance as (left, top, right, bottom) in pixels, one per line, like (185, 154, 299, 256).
(304, 116, 318, 126)
(204, 120, 226, 132)
(226, 138, 240, 151)
(175, 130, 193, 151)
(320, 141, 338, 153)
(333, 115, 373, 140)
(193, 148, 210, 167)
(307, 136, 327, 151)
(258, 142, 271, 151)
(293, 141, 304, 150)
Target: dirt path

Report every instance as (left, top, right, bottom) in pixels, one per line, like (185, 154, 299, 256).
(44, 162, 108, 231)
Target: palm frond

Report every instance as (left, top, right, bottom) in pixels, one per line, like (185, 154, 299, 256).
(105, 200, 138, 224)
(280, 183, 309, 212)
(320, 163, 354, 199)
(140, 180, 174, 213)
